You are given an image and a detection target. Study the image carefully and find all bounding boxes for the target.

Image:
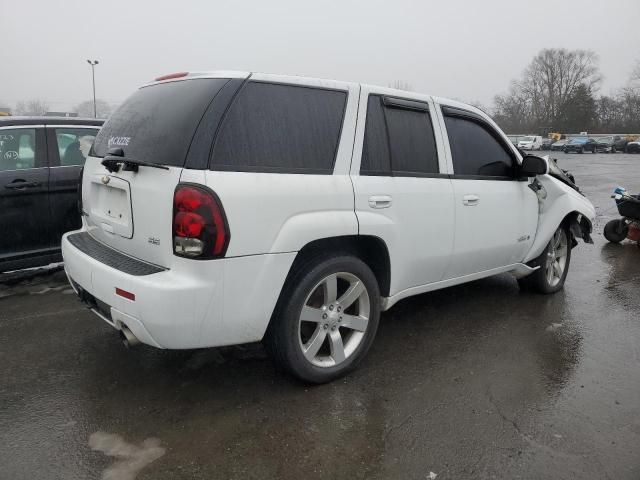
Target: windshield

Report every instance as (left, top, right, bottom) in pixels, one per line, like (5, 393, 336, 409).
(91, 78, 229, 166)
(522, 136, 535, 142)
(569, 138, 587, 144)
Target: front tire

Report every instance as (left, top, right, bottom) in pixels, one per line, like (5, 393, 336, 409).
(265, 254, 381, 384)
(603, 219, 628, 243)
(519, 226, 571, 294)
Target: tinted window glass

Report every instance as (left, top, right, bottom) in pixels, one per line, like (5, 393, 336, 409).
(361, 95, 439, 176)
(444, 115, 514, 177)
(55, 128, 99, 166)
(212, 82, 346, 173)
(360, 96, 390, 175)
(0, 128, 37, 171)
(92, 78, 229, 166)
(385, 105, 439, 175)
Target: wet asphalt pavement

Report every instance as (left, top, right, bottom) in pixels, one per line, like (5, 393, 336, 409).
(1, 153, 640, 480)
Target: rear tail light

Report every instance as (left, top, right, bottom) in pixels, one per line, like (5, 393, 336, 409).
(173, 184, 229, 259)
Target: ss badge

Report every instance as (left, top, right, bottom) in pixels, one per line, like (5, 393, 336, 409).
(148, 237, 160, 246)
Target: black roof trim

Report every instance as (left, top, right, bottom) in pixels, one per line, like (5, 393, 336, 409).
(0, 116, 104, 126)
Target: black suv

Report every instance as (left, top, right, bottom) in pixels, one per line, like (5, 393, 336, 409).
(594, 136, 628, 153)
(0, 117, 103, 272)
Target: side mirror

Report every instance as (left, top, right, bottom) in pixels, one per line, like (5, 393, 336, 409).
(520, 155, 548, 177)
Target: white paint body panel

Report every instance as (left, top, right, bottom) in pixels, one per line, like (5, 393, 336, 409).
(62, 71, 596, 350)
(445, 179, 538, 278)
(350, 86, 456, 295)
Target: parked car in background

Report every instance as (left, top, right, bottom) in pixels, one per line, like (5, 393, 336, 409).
(563, 137, 598, 154)
(518, 135, 543, 150)
(627, 140, 640, 153)
(594, 136, 627, 153)
(540, 138, 554, 150)
(550, 139, 569, 151)
(61, 71, 595, 383)
(507, 135, 523, 146)
(0, 117, 103, 272)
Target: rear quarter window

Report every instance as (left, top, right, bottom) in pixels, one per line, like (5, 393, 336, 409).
(211, 82, 347, 174)
(91, 78, 229, 167)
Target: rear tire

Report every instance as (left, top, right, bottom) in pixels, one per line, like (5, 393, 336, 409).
(518, 226, 571, 294)
(264, 254, 380, 384)
(603, 219, 628, 243)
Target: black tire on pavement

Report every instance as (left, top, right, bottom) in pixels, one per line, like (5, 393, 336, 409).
(518, 226, 572, 294)
(264, 254, 381, 384)
(603, 219, 628, 243)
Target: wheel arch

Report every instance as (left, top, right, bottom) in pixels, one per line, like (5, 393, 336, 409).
(264, 234, 391, 345)
(282, 235, 391, 297)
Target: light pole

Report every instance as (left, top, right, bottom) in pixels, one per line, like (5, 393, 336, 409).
(86, 60, 99, 118)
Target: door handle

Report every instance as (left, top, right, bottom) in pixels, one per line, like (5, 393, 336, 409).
(368, 195, 392, 209)
(462, 194, 479, 206)
(4, 180, 41, 190)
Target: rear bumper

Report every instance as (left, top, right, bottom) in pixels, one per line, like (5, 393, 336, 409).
(62, 229, 296, 349)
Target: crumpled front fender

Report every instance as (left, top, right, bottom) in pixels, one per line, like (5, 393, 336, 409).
(523, 175, 595, 263)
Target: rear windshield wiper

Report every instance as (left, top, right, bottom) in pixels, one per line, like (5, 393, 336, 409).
(101, 148, 169, 173)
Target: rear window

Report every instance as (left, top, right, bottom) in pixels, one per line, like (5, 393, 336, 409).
(91, 78, 229, 166)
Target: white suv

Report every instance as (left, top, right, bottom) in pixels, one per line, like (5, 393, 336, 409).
(62, 71, 595, 383)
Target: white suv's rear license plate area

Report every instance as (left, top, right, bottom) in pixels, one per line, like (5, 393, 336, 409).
(88, 175, 134, 238)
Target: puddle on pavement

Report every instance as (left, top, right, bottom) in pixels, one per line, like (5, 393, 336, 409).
(89, 431, 166, 480)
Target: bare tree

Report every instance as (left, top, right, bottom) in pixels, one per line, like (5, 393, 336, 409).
(493, 48, 601, 132)
(388, 80, 413, 91)
(73, 99, 113, 118)
(520, 48, 601, 125)
(15, 99, 50, 116)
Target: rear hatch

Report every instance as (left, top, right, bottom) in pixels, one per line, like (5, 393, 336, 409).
(82, 75, 237, 267)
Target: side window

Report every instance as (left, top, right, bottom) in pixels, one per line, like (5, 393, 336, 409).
(444, 114, 515, 178)
(0, 128, 38, 171)
(212, 82, 346, 173)
(360, 95, 439, 176)
(54, 128, 99, 166)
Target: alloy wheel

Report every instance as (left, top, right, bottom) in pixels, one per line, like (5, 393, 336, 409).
(298, 272, 370, 367)
(546, 229, 568, 287)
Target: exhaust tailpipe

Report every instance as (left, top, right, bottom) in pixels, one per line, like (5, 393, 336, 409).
(119, 325, 140, 348)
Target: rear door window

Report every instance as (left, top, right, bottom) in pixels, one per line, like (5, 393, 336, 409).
(0, 128, 40, 171)
(360, 95, 439, 176)
(211, 82, 347, 174)
(91, 78, 229, 166)
(52, 128, 99, 166)
(444, 113, 515, 178)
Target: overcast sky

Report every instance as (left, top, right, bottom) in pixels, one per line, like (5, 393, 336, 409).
(2, 0, 639, 112)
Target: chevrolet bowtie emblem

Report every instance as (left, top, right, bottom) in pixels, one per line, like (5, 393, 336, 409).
(101, 176, 110, 185)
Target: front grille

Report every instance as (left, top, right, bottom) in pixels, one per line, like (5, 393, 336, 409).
(67, 232, 166, 276)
